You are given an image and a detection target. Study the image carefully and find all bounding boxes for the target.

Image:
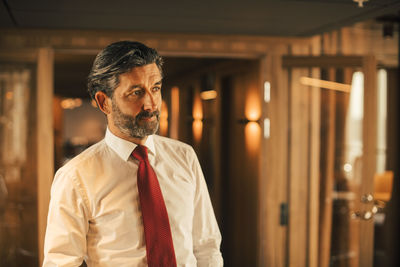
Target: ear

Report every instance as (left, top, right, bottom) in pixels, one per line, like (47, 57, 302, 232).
(95, 91, 112, 115)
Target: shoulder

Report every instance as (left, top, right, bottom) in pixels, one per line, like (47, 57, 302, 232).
(153, 135, 198, 163)
(153, 135, 195, 153)
(54, 140, 110, 183)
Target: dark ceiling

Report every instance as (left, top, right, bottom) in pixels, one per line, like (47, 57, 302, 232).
(1, 0, 400, 36)
(2, 0, 399, 98)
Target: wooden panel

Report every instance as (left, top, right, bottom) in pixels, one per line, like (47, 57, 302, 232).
(282, 56, 363, 68)
(169, 86, 179, 139)
(229, 63, 260, 267)
(0, 49, 37, 63)
(36, 47, 54, 266)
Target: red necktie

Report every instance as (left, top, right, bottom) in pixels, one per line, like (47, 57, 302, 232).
(132, 145, 177, 267)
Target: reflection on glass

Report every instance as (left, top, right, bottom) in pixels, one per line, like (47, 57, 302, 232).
(343, 71, 364, 181)
(0, 69, 37, 266)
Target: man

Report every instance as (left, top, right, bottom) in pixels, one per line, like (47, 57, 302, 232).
(43, 41, 223, 266)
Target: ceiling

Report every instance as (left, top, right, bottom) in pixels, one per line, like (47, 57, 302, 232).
(1, 0, 400, 37)
(2, 0, 399, 98)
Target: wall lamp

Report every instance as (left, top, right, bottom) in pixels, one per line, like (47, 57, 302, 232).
(237, 118, 259, 124)
(237, 118, 270, 139)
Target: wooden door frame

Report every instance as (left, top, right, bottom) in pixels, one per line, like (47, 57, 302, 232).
(0, 48, 54, 265)
(282, 55, 377, 267)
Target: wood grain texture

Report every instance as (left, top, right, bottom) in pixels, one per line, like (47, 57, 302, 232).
(36, 47, 54, 266)
(260, 45, 290, 267)
(359, 55, 377, 267)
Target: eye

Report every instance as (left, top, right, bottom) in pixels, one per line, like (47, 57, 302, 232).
(152, 86, 161, 92)
(131, 89, 144, 96)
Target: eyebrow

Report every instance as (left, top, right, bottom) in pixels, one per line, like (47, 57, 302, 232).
(128, 80, 163, 90)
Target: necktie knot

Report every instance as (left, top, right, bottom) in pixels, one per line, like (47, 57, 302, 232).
(132, 145, 148, 162)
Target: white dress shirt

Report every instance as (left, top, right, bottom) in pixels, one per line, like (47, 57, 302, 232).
(43, 129, 223, 267)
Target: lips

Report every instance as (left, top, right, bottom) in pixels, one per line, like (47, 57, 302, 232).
(136, 110, 160, 122)
(139, 115, 156, 121)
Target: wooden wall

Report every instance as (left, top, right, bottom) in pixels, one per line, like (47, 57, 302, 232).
(0, 23, 396, 267)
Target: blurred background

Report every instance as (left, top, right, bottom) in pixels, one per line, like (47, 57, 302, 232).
(0, 0, 399, 266)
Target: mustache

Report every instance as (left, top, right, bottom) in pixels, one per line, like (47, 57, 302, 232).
(136, 110, 160, 120)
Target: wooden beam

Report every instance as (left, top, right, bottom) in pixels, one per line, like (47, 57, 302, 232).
(0, 49, 37, 63)
(282, 56, 364, 68)
(36, 47, 54, 266)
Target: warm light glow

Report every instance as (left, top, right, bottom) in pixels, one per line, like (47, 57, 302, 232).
(245, 90, 261, 121)
(300, 77, 351, 93)
(349, 72, 364, 120)
(377, 69, 387, 173)
(193, 94, 203, 120)
(6, 91, 13, 100)
(263, 118, 270, 139)
(192, 92, 203, 142)
(264, 81, 271, 103)
(200, 90, 217, 100)
(343, 163, 352, 173)
(170, 87, 179, 139)
(91, 99, 98, 108)
(245, 122, 261, 154)
(192, 119, 203, 142)
(374, 171, 394, 202)
(159, 100, 169, 136)
(61, 98, 82, 109)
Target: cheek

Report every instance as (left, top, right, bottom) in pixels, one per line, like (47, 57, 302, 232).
(119, 101, 143, 115)
(156, 94, 162, 109)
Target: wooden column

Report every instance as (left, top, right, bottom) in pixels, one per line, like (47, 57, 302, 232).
(288, 43, 311, 267)
(36, 47, 54, 265)
(259, 45, 289, 267)
(359, 55, 377, 267)
(318, 31, 338, 267)
(318, 71, 336, 267)
(308, 35, 321, 267)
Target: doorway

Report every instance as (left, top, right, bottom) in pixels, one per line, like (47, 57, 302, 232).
(281, 55, 392, 267)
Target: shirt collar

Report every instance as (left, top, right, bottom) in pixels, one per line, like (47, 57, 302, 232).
(105, 128, 156, 161)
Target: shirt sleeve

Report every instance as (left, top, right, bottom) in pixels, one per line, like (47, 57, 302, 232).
(42, 169, 90, 267)
(190, 148, 224, 267)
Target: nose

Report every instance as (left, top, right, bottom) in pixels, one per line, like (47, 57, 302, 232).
(142, 91, 157, 111)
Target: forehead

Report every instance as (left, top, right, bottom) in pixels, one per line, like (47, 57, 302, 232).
(119, 63, 162, 84)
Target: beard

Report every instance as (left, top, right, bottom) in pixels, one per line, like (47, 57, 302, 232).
(111, 97, 160, 139)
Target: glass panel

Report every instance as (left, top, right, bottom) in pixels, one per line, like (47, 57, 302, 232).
(0, 68, 38, 266)
(322, 68, 388, 267)
(330, 70, 364, 267)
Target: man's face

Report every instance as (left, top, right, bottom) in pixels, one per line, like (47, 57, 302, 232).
(108, 63, 162, 140)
